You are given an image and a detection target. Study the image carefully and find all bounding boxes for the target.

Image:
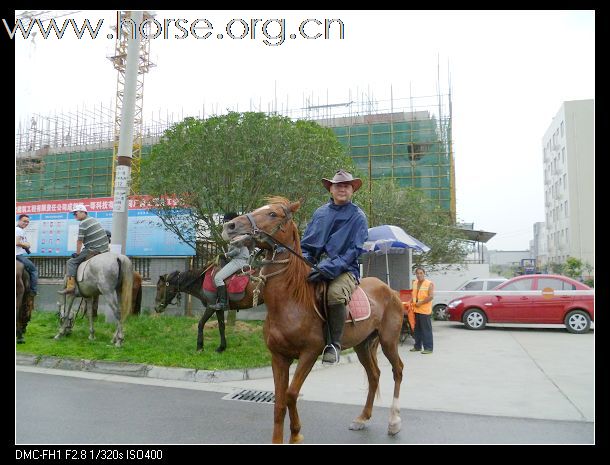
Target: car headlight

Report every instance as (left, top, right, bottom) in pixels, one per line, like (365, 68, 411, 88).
(448, 300, 462, 308)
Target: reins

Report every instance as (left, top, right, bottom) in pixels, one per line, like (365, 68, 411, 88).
(239, 204, 322, 306)
(244, 205, 318, 271)
(162, 258, 224, 306)
(249, 247, 290, 306)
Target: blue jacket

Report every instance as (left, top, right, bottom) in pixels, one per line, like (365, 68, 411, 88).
(301, 200, 368, 281)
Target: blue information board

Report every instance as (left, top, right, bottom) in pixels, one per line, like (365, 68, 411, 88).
(16, 198, 194, 257)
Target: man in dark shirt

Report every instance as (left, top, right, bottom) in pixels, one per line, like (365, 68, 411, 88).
(301, 169, 369, 364)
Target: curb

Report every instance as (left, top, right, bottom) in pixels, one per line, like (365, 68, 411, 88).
(16, 351, 358, 384)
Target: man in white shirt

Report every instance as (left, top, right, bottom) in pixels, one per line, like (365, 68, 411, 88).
(16, 214, 38, 295)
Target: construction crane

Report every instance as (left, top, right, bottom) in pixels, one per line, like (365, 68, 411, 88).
(108, 11, 155, 195)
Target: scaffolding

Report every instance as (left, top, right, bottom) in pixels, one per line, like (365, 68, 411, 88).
(15, 102, 167, 202)
(16, 86, 454, 219)
(317, 95, 453, 220)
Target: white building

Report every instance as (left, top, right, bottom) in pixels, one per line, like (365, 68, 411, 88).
(542, 99, 594, 276)
(532, 222, 547, 269)
(486, 250, 533, 267)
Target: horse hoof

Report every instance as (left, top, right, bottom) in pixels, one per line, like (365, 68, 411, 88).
(89, 335, 95, 341)
(17, 338, 25, 344)
(349, 421, 366, 431)
(289, 433, 304, 444)
(388, 419, 402, 436)
(196, 348, 203, 353)
(54, 334, 62, 340)
(215, 346, 226, 353)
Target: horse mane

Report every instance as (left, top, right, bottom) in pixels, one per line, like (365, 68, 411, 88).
(265, 196, 315, 308)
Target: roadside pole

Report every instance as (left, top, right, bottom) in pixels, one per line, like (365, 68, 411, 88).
(111, 11, 143, 254)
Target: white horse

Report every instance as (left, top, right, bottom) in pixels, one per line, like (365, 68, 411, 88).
(55, 253, 134, 347)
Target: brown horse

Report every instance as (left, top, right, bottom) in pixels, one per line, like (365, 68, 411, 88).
(16, 260, 35, 344)
(222, 197, 404, 444)
(154, 266, 264, 352)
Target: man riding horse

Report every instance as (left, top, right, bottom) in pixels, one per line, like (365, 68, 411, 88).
(16, 214, 38, 296)
(58, 204, 109, 295)
(301, 169, 368, 364)
(208, 212, 253, 312)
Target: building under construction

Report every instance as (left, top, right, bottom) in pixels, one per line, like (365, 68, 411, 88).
(309, 91, 454, 220)
(16, 88, 455, 221)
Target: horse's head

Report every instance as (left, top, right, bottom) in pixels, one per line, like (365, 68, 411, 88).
(222, 197, 302, 250)
(154, 272, 182, 313)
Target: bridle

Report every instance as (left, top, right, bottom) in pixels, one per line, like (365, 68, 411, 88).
(241, 205, 316, 270)
(160, 272, 183, 307)
(244, 204, 294, 246)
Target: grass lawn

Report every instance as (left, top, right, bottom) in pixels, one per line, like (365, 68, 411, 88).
(16, 310, 272, 371)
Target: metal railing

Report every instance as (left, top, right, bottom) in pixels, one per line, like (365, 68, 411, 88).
(29, 256, 152, 280)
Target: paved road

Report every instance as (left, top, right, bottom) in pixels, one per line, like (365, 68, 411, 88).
(16, 321, 595, 444)
(154, 321, 593, 422)
(16, 369, 593, 444)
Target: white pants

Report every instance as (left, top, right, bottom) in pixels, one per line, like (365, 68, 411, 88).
(213, 259, 248, 287)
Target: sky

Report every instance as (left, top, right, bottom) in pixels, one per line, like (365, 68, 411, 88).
(13, 10, 595, 251)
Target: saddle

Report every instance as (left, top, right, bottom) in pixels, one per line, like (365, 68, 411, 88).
(76, 250, 102, 283)
(202, 266, 255, 294)
(313, 282, 371, 323)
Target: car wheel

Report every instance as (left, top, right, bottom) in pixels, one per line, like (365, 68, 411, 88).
(564, 310, 591, 334)
(463, 308, 487, 330)
(433, 304, 448, 321)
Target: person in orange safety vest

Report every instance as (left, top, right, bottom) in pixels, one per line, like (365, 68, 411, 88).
(410, 267, 435, 354)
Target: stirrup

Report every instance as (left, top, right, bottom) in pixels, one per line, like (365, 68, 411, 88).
(321, 344, 340, 365)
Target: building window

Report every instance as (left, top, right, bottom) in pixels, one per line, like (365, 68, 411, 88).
(560, 121, 564, 137)
(564, 200, 568, 217)
(563, 174, 567, 189)
(562, 148, 565, 163)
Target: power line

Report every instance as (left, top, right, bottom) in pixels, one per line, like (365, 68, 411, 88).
(15, 10, 81, 22)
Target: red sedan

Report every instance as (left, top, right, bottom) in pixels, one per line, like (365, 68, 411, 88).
(446, 274, 594, 334)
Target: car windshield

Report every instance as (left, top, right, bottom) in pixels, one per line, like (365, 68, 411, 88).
(487, 280, 506, 290)
(456, 279, 477, 290)
(499, 278, 534, 291)
(463, 281, 484, 291)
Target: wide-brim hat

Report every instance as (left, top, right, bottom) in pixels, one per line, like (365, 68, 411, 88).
(322, 169, 362, 192)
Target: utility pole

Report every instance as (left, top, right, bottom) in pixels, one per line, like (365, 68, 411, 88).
(110, 11, 143, 254)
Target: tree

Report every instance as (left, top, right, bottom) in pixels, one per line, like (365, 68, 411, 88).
(548, 262, 566, 275)
(564, 256, 594, 282)
(564, 257, 584, 279)
(357, 177, 468, 266)
(140, 112, 354, 250)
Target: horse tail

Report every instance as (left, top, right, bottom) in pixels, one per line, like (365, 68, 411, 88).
(117, 255, 134, 322)
(132, 272, 143, 315)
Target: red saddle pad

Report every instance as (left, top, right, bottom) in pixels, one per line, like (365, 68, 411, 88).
(202, 268, 250, 294)
(346, 287, 371, 322)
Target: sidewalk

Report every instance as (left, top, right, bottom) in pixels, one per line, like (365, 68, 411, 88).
(16, 321, 594, 423)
